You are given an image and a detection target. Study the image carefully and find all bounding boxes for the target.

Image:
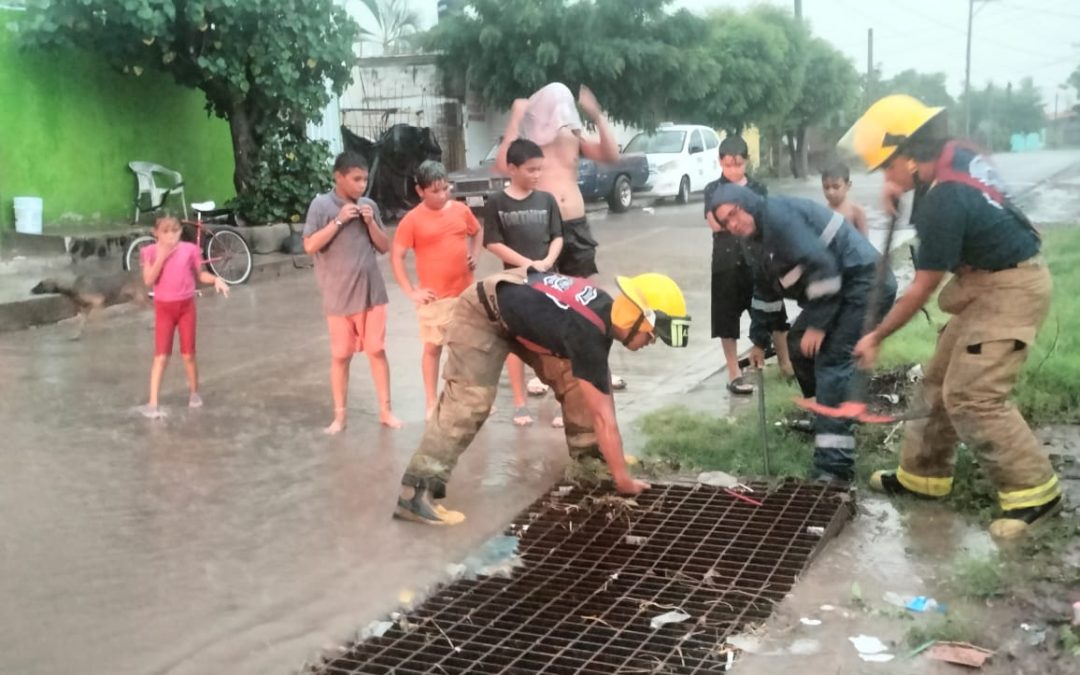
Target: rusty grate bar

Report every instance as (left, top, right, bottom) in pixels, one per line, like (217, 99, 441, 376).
(317, 480, 851, 675)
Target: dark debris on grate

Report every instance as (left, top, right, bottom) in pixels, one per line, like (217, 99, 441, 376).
(312, 479, 853, 675)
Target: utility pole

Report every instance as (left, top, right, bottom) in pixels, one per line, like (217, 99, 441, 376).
(964, 0, 975, 136)
(866, 28, 874, 108)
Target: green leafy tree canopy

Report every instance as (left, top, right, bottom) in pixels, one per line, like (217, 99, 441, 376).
(22, 0, 359, 223)
(425, 0, 715, 130)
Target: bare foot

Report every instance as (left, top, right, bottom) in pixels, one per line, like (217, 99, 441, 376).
(137, 404, 166, 420)
(513, 406, 534, 427)
(189, 392, 204, 408)
(324, 415, 346, 435)
(526, 377, 549, 396)
(380, 411, 404, 429)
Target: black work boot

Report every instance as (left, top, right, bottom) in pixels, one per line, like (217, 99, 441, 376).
(989, 496, 1063, 540)
(394, 484, 465, 526)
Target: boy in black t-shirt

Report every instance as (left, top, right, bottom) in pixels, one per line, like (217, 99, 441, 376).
(485, 139, 564, 426)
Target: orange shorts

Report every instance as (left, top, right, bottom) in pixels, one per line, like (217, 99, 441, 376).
(326, 304, 387, 359)
(416, 297, 458, 346)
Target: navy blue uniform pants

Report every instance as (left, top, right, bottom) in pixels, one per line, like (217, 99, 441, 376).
(787, 269, 896, 480)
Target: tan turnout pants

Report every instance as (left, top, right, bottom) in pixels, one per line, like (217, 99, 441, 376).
(897, 260, 1061, 510)
(402, 269, 600, 498)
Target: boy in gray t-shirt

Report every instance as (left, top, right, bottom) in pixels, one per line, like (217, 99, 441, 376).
(303, 152, 401, 433)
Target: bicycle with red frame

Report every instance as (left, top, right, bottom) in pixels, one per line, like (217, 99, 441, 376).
(125, 201, 253, 286)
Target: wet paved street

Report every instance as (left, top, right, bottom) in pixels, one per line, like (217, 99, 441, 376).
(2, 151, 1077, 675)
(0, 197, 740, 675)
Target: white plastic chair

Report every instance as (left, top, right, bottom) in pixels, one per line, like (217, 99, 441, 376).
(129, 161, 187, 220)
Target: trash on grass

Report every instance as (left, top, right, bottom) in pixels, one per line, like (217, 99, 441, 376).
(849, 634, 893, 662)
(361, 621, 394, 639)
(907, 364, 924, 382)
(883, 591, 907, 608)
(905, 596, 944, 613)
(926, 642, 993, 668)
(1020, 623, 1047, 647)
(650, 609, 691, 630)
(800, 617, 822, 626)
(697, 470, 739, 488)
(860, 654, 895, 663)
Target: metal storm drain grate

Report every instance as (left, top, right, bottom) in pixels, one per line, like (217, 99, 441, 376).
(316, 480, 852, 675)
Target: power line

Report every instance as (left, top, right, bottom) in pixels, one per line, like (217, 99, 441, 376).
(996, 1, 1080, 20)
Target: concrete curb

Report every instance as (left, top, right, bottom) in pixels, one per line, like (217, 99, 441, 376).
(0, 252, 313, 334)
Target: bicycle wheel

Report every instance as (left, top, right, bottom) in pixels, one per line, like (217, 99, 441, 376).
(206, 229, 253, 285)
(124, 235, 157, 273)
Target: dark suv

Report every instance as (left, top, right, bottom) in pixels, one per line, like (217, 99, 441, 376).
(447, 141, 651, 217)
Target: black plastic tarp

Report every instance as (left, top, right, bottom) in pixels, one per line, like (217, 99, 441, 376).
(341, 124, 443, 220)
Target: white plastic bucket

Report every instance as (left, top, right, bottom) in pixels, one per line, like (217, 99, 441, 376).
(13, 197, 43, 234)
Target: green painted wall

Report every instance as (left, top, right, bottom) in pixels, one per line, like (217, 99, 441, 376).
(0, 11, 235, 232)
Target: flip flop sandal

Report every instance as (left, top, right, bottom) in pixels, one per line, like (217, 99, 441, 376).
(512, 407, 534, 427)
(726, 376, 755, 396)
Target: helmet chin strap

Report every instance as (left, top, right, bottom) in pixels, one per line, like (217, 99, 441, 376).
(621, 312, 648, 347)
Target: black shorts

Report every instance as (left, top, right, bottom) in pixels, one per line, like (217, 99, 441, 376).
(711, 233, 752, 339)
(711, 265, 753, 339)
(557, 217, 599, 278)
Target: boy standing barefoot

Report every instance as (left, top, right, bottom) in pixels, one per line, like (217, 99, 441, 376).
(304, 152, 402, 433)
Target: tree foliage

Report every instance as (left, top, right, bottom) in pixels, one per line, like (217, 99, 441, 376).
(427, 0, 859, 175)
(22, 0, 359, 224)
(881, 69, 955, 109)
(357, 0, 422, 56)
(960, 78, 1046, 150)
(425, 0, 714, 130)
(701, 9, 797, 134)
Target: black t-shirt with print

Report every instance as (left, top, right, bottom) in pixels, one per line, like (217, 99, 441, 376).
(484, 190, 563, 268)
(496, 271, 614, 393)
(913, 147, 1039, 272)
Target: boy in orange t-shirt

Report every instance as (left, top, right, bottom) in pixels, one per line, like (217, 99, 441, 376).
(392, 160, 484, 419)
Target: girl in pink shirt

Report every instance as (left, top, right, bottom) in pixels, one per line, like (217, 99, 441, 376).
(138, 214, 229, 418)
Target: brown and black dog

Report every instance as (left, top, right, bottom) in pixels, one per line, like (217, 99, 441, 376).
(32, 271, 149, 339)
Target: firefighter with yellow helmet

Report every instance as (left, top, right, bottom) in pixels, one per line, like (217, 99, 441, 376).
(395, 266, 691, 525)
(846, 95, 1061, 539)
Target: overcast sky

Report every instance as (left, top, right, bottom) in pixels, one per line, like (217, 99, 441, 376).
(673, 0, 1079, 111)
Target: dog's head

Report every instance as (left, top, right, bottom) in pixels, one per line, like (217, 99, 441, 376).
(31, 278, 62, 295)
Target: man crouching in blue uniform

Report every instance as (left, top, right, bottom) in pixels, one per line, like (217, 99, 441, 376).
(709, 183, 897, 481)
